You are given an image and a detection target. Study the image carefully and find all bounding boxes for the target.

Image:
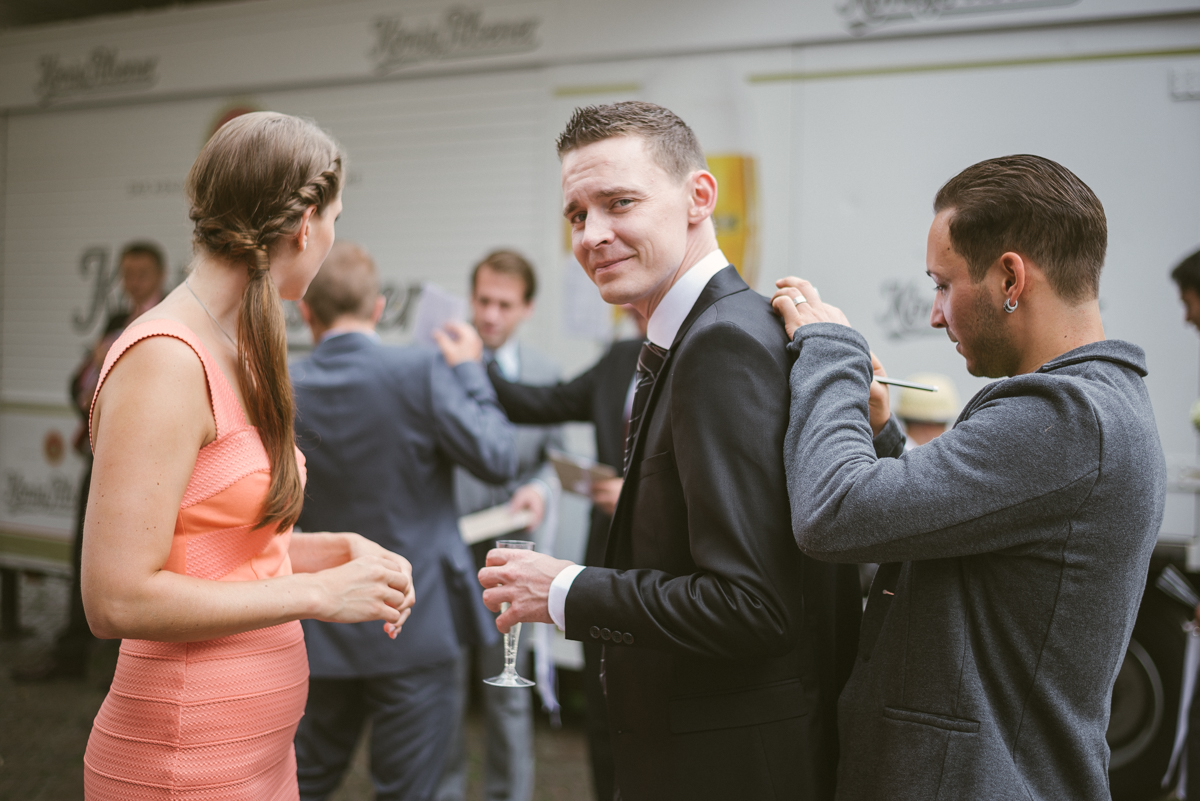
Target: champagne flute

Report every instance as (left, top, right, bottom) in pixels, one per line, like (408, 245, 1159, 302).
(483, 539, 536, 688)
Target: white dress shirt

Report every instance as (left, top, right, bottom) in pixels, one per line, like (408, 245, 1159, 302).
(491, 338, 521, 382)
(547, 248, 729, 630)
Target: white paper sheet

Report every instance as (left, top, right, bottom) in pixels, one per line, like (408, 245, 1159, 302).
(458, 505, 534, 545)
(411, 282, 467, 346)
(548, 448, 617, 497)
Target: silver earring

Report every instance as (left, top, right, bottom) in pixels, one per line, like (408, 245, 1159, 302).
(1003, 298, 1018, 314)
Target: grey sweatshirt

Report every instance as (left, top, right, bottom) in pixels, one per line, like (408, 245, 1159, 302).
(784, 323, 1166, 801)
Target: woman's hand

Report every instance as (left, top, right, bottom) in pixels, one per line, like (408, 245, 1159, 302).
(345, 536, 416, 636)
(308, 554, 415, 639)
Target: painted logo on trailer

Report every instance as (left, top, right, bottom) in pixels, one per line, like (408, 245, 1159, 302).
(369, 7, 541, 74)
(837, 0, 1080, 33)
(877, 279, 943, 340)
(35, 47, 158, 104)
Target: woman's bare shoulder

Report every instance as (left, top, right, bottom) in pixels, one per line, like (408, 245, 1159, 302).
(94, 329, 215, 444)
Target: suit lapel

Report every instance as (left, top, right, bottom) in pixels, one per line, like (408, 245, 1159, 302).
(604, 266, 748, 567)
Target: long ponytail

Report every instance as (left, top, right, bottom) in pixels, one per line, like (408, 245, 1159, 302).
(186, 112, 343, 532)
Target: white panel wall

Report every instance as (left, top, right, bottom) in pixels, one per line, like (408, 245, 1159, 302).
(3, 2, 1200, 547)
(787, 18, 1200, 535)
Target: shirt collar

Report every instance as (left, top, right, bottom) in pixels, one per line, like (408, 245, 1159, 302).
(645, 249, 729, 349)
(490, 338, 521, 381)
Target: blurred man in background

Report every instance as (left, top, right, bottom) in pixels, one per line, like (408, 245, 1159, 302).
(1172, 248, 1200, 334)
(895, 372, 960, 448)
(439, 250, 562, 801)
(12, 241, 166, 683)
(291, 241, 516, 801)
(1169, 246, 1200, 801)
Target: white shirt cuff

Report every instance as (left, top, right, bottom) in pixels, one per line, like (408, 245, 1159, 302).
(548, 564, 586, 631)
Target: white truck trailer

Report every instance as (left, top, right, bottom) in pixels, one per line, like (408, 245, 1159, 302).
(1, 1, 1199, 796)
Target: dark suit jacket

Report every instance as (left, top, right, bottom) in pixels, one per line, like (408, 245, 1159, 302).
(292, 332, 517, 677)
(562, 267, 862, 801)
(488, 338, 641, 567)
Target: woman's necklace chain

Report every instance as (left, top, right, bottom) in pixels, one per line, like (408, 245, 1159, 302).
(184, 277, 238, 348)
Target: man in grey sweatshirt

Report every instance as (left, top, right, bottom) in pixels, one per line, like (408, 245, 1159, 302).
(772, 155, 1166, 801)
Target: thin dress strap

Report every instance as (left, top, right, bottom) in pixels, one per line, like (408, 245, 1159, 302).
(89, 319, 247, 450)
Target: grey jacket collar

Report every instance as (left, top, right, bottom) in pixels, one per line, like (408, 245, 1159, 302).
(1036, 339, 1147, 378)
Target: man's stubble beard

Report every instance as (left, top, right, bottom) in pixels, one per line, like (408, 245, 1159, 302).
(962, 288, 1018, 378)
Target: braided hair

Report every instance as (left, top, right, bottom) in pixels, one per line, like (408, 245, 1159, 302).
(186, 112, 343, 532)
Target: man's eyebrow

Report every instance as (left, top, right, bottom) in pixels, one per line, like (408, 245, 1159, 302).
(563, 187, 643, 218)
(596, 186, 640, 198)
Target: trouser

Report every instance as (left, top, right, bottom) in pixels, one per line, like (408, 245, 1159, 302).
(583, 640, 615, 801)
(295, 657, 460, 801)
(436, 635, 535, 801)
(1189, 666, 1200, 800)
(57, 463, 96, 667)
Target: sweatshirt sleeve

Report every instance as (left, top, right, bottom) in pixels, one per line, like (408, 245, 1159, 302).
(784, 323, 1101, 564)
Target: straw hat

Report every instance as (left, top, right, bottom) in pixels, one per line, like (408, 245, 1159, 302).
(895, 372, 961, 424)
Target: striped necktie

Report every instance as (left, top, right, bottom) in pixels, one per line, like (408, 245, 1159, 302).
(623, 340, 669, 474)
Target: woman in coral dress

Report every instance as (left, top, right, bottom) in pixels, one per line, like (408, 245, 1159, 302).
(80, 112, 415, 800)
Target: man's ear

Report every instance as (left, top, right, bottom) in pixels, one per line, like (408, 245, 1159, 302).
(687, 170, 718, 225)
(520, 298, 536, 322)
(370, 295, 386, 325)
(298, 299, 313, 327)
(997, 252, 1027, 305)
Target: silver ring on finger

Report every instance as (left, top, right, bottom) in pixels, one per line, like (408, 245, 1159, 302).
(793, 294, 808, 306)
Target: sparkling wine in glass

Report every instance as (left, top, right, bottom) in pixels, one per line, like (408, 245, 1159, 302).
(483, 539, 536, 688)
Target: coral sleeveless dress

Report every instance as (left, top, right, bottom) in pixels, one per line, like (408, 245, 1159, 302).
(83, 319, 308, 801)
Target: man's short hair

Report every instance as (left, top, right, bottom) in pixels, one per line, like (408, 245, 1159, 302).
(120, 240, 166, 273)
(933, 155, 1107, 304)
(304, 241, 380, 326)
(1171, 249, 1200, 295)
(471, 250, 537, 303)
(556, 101, 707, 182)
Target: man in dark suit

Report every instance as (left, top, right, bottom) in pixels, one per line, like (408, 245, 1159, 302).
(291, 241, 517, 801)
(479, 102, 884, 801)
(478, 308, 646, 801)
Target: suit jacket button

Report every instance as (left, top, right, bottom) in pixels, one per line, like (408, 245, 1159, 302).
(612, 630, 622, 643)
(601, 628, 611, 640)
(623, 632, 634, 645)
(589, 626, 600, 639)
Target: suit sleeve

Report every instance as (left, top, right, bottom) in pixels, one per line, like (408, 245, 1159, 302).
(431, 357, 519, 484)
(564, 322, 803, 660)
(783, 323, 1101, 563)
(489, 358, 598, 424)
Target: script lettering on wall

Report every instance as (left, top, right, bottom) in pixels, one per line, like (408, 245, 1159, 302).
(877, 279, 943, 340)
(4, 472, 75, 517)
(36, 47, 159, 104)
(72, 247, 124, 335)
(837, 0, 1080, 33)
(369, 7, 541, 74)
